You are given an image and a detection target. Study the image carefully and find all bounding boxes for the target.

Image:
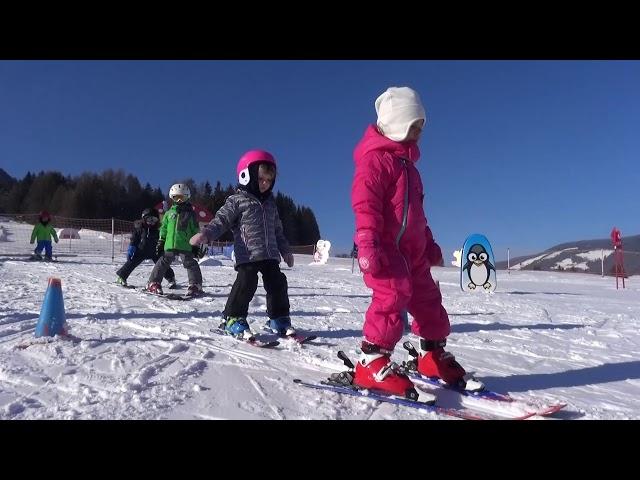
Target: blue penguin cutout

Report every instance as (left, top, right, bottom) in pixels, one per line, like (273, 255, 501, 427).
(460, 234, 497, 292)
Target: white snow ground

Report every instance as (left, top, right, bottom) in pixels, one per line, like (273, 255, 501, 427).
(0, 254, 638, 420)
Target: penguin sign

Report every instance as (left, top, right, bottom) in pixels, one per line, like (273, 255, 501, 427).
(460, 233, 497, 292)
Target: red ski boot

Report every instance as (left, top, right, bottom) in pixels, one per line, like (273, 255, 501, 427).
(354, 341, 432, 401)
(146, 282, 163, 295)
(417, 339, 467, 387)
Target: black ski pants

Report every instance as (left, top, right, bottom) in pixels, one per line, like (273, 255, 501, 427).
(117, 252, 175, 282)
(224, 259, 290, 320)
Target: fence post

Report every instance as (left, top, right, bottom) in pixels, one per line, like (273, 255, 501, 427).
(111, 217, 115, 263)
(601, 249, 604, 278)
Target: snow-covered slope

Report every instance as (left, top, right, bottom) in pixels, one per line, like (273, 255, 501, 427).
(1, 255, 638, 419)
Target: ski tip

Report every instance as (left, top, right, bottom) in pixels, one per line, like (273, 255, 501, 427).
(287, 334, 317, 344)
(247, 338, 280, 348)
(293, 378, 302, 384)
(536, 403, 567, 415)
(513, 411, 538, 420)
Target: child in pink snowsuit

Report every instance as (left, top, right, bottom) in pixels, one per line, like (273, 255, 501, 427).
(351, 86, 468, 398)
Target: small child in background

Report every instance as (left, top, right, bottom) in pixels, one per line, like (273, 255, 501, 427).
(190, 149, 295, 340)
(116, 207, 177, 288)
(147, 184, 203, 297)
(30, 210, 58, 261)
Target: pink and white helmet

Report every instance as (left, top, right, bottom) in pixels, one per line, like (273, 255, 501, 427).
(236, 149, 276, 186)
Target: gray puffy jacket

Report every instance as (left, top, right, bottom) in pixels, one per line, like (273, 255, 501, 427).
(201, 190, 291, 265)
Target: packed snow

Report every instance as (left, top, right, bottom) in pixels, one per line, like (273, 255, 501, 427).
(511, 248, 577, 270)
(577, 250, 614, 262)
(555, 258, 589, 271)
(1, 253, 638, 420)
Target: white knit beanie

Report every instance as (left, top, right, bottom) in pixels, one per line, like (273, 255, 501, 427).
(375, 86, 426, 142)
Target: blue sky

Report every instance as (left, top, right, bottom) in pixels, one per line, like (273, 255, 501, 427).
(1, 60, 639, 259)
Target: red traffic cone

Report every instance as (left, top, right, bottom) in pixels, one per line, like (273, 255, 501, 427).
(35, 277, 67, 337)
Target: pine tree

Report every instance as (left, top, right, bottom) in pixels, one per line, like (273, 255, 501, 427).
(275, 192, 300, 245)
(297, 206, 321, 245)
(0, 169, 321, 246)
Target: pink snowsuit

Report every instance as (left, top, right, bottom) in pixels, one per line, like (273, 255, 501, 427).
(352, 125, 450, 350)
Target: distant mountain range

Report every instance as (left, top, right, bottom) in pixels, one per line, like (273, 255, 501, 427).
(495, 235, 640, 276)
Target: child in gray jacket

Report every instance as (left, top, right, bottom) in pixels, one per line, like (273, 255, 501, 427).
(190, 149, 295, 340)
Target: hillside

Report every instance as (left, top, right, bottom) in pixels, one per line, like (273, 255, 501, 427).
(496, 235, 640, 276)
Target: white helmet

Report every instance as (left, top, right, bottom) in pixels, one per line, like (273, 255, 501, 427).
(169, 183, 190, 203)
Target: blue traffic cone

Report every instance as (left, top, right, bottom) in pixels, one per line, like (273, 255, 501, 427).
(35, 277, 66, 338)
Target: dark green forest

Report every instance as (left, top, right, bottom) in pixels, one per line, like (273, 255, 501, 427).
(0, 168, 321, 246)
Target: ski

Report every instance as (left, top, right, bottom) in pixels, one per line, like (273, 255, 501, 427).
(209, 327, 280, 349)
(28, 255, 57, 262)
(401, 341, 566, 416)
(305, 350, 553, 419)
(293, 378, 488, 420)
(261, 324, 317, 345)
(406, 371, 565, 414)
(165, 292, 200, 301)
(273, 333, 318, 345)
(286, 334, 317, 345)
(406, 370, 510, 401)
(141, 288, 201, 301)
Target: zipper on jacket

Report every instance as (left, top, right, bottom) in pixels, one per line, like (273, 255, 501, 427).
(396, 158, 411, 275)
(250, 195, 271, 257)
(173, 212, 179, 246)
(396, 158, 410, 247)
(244, 192, 275, 259)
(261, 203, 270, 256)
(241, 225, 248, 249)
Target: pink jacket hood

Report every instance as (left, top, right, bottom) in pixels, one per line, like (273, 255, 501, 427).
(351, 124, 448, 350)
(353, 125, 421, 165)
(351, 123, 429, 249)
